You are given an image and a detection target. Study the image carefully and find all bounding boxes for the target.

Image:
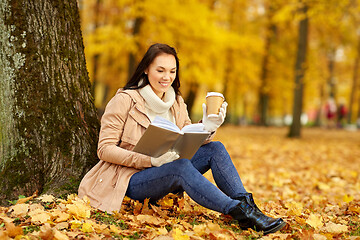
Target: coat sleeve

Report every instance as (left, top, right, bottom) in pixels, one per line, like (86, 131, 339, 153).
(97, 93, 152, 169)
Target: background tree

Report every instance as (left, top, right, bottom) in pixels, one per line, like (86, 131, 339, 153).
(288, 1, 309, 137)
(0, 0, 99, 203)
(80, 0, 358, 128)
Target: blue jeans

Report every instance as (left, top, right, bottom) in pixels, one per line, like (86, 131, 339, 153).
(126, 141, 247, 214)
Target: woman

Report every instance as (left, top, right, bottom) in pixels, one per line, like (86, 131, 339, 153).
(78, 43, 286, 235)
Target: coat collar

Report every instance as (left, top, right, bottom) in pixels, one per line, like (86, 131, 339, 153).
(116, 88, 183, 129)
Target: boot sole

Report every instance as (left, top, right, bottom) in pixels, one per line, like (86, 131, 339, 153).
(264, 221, 287, 235)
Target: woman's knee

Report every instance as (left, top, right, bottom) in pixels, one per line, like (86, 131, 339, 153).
(171, 158, 195, 174)
(206, 141, 226, 153)
(173, 158, 193, 168)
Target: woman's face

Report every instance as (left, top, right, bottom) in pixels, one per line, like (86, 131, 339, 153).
(145, 53, 177, 98)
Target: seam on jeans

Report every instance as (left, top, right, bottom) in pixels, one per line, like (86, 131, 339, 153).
(211, 152, 237, 196)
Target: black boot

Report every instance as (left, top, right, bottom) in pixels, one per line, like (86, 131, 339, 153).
(229, 193, 286, 235)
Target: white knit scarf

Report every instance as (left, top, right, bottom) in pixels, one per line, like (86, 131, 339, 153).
(139, 83, 176, 122)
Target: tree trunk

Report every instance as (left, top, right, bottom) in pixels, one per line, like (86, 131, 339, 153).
(327, 48, 336, 99)
(288, 2, 308, 138)
(0, 0, 100, 203)
(127, 17, 143, 81)
(258, 4, 277, 126)
(185, 82, 199, 118)
(348, 35, 360, 124)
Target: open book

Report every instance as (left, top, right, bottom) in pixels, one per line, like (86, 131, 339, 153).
(133, 116, 210, 159)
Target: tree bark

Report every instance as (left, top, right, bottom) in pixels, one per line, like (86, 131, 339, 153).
(184, 82, 199, 117)
(0, 0, 100, 203)
(288, 2, 308, 138)
(258, 3, 277, 126)
(348, 35, 360, 124)
(127, 17, 143, 81)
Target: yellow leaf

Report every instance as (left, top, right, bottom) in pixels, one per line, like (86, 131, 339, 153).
(313, 234, 327, 240)
(322, 222, 348, 233)
(53, 229, 70, 240)
(81, 222, 93, 233)
(343, 194, 354, 203)
(9, 204, 29, 217)
(31, 212, 51, 224)
(207, 222, 221, 231)
(193, 224, 207, 236)
(70, 220, 82, 229)
(285, 201, 303, 216)
(4, 222, 23, 238)
(172, 228, 189, 240)
(66, 201, 91, 219)
(37, 194, 55, 203)
(157, 227, 168, 235)
(16, 193, 36, 204)
(348, 205, 360, 214)
(109, 225, 121, 235)
(306, 213, 323, 229)
(0, 230, 9, 240)
(136, 214, 164, 225)
(55, 222, 69, 230)
(317, 182, 330, 191)
(14, 235, 28, 240)
(158, 197, 174, 207)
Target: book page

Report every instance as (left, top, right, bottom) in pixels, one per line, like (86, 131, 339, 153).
(181, 123, 208, 133)
(152, 116, 180, 133)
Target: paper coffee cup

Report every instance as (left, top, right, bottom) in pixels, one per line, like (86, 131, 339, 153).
(206, 92, 224, 115)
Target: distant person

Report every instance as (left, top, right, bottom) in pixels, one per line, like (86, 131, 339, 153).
(78, 43, 286, 235)
(337, 103, 347, 128)
(325, 98, 337, 128)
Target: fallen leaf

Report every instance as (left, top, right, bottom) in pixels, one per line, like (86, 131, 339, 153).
(158, 197, 174, 208)
(343, 194, 354, 203)
(16, 192, 37, 205)
(306, 213, 323, 229)
(39, 227, 54, 240)
(109, 225, 121, 235)
(54, 222, 69, 230)
(313, 234, 327, 240)
(9, 203, 29, 217)
(285, 201, 303, 216)
(5, 222, 23, 238)
(70, 220, 82, 229)
(66, 201, 91, 219)
(0, 230, 10, 240)
(172, 228, 190, 240)
(136, 214, 164, 225)
(37, 195, 55, 203)
(322, 222, 348, 233)
(31, 212, 51, 224)
(81, 222, 93, 233)
(51, 209, 70, 223)
(53, 229, 70, 240)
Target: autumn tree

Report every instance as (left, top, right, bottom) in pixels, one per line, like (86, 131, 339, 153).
(0, 0, 99, 203)
(288, 1, 309, 137)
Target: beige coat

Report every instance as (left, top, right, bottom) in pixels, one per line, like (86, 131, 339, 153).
(78, 88, 196, 213)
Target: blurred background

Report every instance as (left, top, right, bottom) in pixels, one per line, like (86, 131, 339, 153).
(77, 0, 360, 129)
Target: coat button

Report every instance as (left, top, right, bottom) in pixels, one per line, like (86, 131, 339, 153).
(99, 179, 103, 183)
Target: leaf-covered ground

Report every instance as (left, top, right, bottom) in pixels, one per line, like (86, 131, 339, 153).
(1, 126, 360, 239)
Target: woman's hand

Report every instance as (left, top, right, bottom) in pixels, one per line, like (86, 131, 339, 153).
(202, 102, 228, 132)
(151, 151, 180, 167)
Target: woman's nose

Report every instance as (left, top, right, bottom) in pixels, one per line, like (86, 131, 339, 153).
(163, 73, 171, 80)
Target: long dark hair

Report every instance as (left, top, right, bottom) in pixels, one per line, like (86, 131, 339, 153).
(124, 43, 181, 96)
